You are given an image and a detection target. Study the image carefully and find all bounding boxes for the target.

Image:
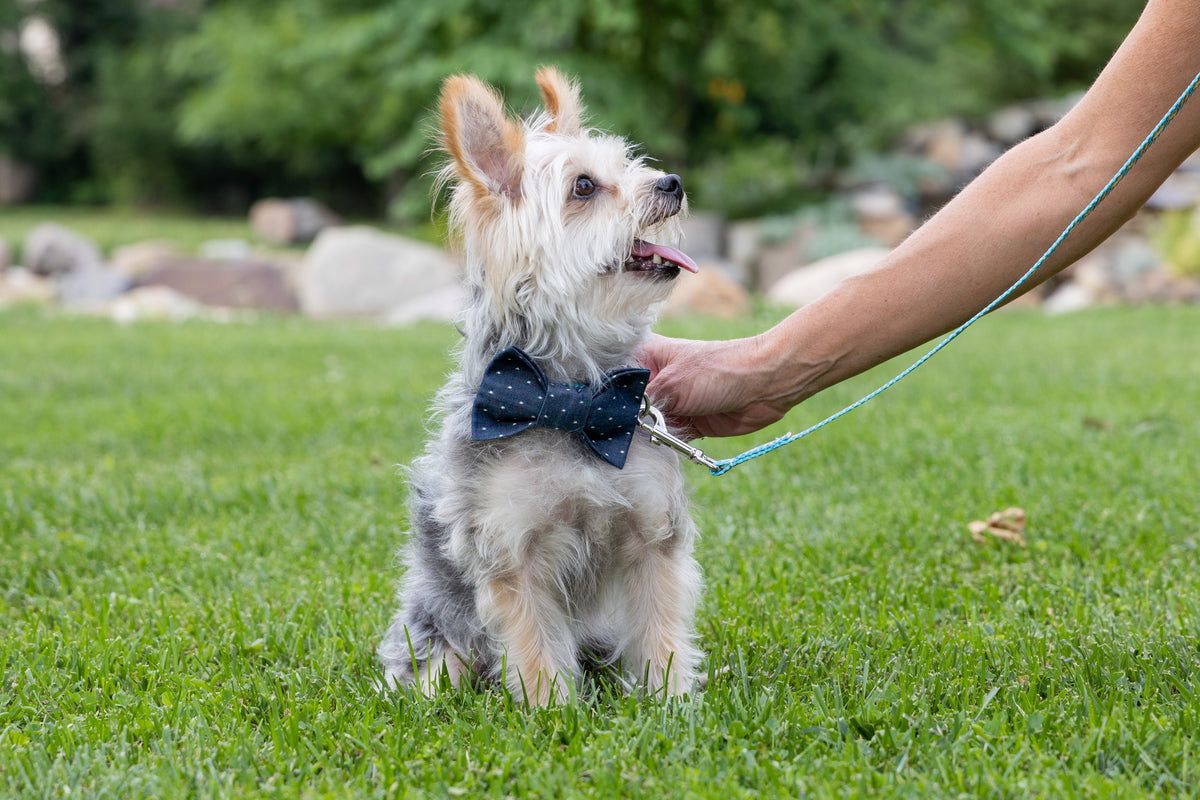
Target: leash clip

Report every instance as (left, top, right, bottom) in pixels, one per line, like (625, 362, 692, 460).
(637, 397, 720, 471)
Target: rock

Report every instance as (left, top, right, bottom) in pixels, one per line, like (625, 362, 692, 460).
(851, 187, 914, 247)
(663, 262, 751, 319)
(1146, 172, 1200, 211)
(200, 239, 252, 260)
(0, 267, 55, 308)
(678, 212, 724, 262)
(0, 237, 10, 270)
(724, 220, 762, 286)
(135, 258, 298, 311)
(767, 247, 890, 309)
(1106, 236, 1162, 292)
(57, 263, 130, 307)
(1042, 281, 1098, 314)
(250, 197, 341, 245)
(106, 286, 211, 325)
(299, 226, 460, 318)
(755, 228, 810, 291)
(911, 120, 967, 173)
(1029, 91, 1084, 127)
(959, 133, 1002, 175)
(23, 223, 103, 277)
(110, 240, 182, 279)
(1128, 270, 1200, 304)
(0, 156, 36, 205)
(383, 284, 467, 326)
(988, 105, 1038, 144)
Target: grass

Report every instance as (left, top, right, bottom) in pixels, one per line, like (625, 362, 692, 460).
(1, 305, 1198, 798)
(0, 206, 444, 261)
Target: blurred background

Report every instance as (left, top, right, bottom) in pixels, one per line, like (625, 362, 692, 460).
(2, 0, 1198, 323)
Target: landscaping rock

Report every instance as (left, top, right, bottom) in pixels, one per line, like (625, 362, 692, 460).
(135, 258, 298, 311)
(111, 239, 183, 279)
(250, 197, 341, 245)
(299, 226, 460, 318)
(664, 262, 751, 319)
(383, 284, 467, 327)
(57, 263, 130, 307)
(200, 239, 252, 260)
(911, 119, 967, 173)
(1146, 171, 1200, 211)
(23, 223, 103, 277)
(767, 247, 890, 308)
(851, 187, 914, 247)
(1042, 280, 1097, 314)
(988, 104, 1038, 145)
(724, 219, 763, 286)
(1029, 91, 1083, 127)
(679, 212, 724, 262)
(755, 228, 810, 291)
(106, 286, 213, 325)
(0, 156, 36, 205)
(959, 133, 1002, 175)
(0, 267, 55, 308)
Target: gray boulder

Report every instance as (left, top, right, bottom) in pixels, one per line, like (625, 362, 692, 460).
(988, 105, 1038, 145)
(250, 197, 341, 245)
(23, 223, 103, 277)
(383, 284, 467, 327)
(58, 263, 130, 307)
(767, 247, 890, 309)
(678, 212, 725, 262)
(135, 258, 298, 311)
(111, 240, 183, 279)
(299, 226, 460, 318)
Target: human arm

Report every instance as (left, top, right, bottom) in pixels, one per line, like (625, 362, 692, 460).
(644, 0, 1200, 437)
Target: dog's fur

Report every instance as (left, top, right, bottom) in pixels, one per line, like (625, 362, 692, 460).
(378, 68, 702, 704)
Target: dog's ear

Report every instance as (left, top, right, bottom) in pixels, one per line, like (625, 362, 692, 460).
(536, 66, 584, 136)
(439, 74, 524, 201)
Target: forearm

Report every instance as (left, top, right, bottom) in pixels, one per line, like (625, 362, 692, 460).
(759, 0, 1200, 407)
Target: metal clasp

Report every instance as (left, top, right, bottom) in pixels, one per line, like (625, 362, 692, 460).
(636, 397, 719, 471)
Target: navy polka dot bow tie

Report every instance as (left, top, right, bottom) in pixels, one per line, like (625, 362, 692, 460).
(471, 347, 651, 469)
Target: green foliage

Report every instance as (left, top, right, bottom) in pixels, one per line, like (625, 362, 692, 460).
(1149, 209, 1200, 277)
(2, 307, 1199, 796)
(2, 0, 1145, 216)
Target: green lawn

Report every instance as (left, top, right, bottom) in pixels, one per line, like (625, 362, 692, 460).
(1, 307, 1198, 798)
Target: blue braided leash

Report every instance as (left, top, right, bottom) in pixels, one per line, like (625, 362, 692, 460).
(709, 70, 1200, 477)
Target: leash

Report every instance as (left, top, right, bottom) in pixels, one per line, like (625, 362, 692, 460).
(638, 70, 1200, 477)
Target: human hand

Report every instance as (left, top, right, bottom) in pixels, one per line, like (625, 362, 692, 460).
(637, 333, 796, 439)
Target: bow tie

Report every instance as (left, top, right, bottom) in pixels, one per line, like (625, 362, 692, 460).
(471, 347, 650, 468)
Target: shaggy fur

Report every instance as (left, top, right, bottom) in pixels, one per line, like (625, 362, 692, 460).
(378, 68, 702, 705)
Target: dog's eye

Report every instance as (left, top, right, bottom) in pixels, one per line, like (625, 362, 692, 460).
(572, 176, 596, 199)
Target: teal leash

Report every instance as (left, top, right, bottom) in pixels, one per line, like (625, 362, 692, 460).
(708, 70, 1200, 477)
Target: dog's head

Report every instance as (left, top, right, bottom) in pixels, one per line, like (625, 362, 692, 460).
(438, 67, 696, 376)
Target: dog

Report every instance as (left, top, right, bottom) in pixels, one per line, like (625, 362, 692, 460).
(378, 67, 702, 705)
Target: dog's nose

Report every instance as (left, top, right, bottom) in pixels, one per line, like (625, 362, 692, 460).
(655, 174, 683, 199)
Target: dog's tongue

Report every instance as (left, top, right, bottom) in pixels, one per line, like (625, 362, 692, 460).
(632, 240, 699, 273)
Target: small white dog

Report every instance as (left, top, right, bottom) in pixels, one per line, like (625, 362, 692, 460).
(379, 67, 703, 705)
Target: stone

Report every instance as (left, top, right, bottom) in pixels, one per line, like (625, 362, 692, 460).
(23, 223, 103, 276)
(383, 284, 467, 326)
(299, 226, 460, 318)
(724, 219, 762, 286)
(135, 258, 298, 311)
(57, 263, 130, 307)
(678, 212, 724, 262)
(755, 228, 810, 291)
(959, 133, 1002, 175)
(1042, 281, 1098, 314)
(200, 239, 252, 260)
(0, 156, 36, 205)
(0, 237, 10, 270)
(111, 240, 183, 279)
(851, 187, 915, 247)
(663, 262, 751, 319)
(1146, 172, 1200, 211)
(1029, 91, 1084, 127)
(106, 286, 211, 325)
(1128, 270, 1200, 304)
(988, 105, 1038, 144)
(0, 267, 55, 309)
(250, 197, 341, 245)
(767, 247, 890, 309)
(912, 120, 967, 173)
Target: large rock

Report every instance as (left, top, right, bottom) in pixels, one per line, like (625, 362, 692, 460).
(200, 239, 252, 260)
(23, 223, 103, 277)
(724, 219, 762, 286)
(383, 284, 467, 327)
(299, 226, 460, 318)
(250, 197, 340, 245)
(755, 227, 810, 291)
(111, 239, 183, 279)
(678, 212, 724, 262)
(767, 247, 890, 309)
(1146, 172, 1200, 211)
(851, 187, 914, 247)
(663, 262, 751, 319)
(135, 258, 298, 311)
(106, 286, 214, 325)
(988, 105, 1038, 145)
(0, 156, 36, 205)
(0, 267, 55, 308)
(1042, 280, 1097, 315)
(57, 263, 130, 307)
